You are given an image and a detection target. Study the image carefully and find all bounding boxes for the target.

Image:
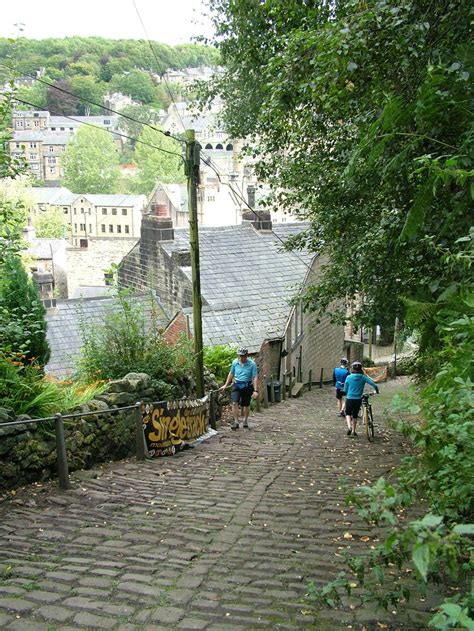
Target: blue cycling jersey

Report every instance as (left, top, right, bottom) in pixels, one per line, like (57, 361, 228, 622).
(344, 373, 379, 399)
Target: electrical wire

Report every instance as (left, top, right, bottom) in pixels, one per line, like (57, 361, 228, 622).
(12, 96, 185, 161)
(199, 151, 314, 272)
(0, 61, 184, 144)
(131, 0, 188, 133)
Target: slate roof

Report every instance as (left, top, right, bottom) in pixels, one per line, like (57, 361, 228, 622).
(45, 293, 169, 378)
(163, 222, 313, 352)
(26, 238, 66, 260)
(84, 194, 146, 208)
(31, 187, 72, 204)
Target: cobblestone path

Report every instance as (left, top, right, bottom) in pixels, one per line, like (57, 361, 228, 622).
(0, 381, 434, 630)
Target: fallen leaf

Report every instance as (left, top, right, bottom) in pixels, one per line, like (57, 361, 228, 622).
(343, 532, 353, 540)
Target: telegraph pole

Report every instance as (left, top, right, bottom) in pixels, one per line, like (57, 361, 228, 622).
(185, 129, 204, 397)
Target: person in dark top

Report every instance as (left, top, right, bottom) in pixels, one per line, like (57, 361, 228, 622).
(344, 361, 379, 437)
(333, 358, 350, 419)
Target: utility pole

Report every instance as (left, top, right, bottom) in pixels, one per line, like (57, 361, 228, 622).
(185, 129, 204, 397)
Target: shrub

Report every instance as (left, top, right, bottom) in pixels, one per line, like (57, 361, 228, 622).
(0, 351, 105, 418)
(0, 255, 50, 366)
(203, 345, 236, 383)
(76, 290, 194, 394)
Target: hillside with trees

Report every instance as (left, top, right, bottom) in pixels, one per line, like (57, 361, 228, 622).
(0, 36, 219, 113)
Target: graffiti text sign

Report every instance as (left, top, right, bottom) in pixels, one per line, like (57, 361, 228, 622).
(141, 397, 208, 458)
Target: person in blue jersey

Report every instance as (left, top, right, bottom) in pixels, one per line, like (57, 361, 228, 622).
(220, 347, 259, 430)
(344, 361, 379, 436)
(333, 358, 350, 418)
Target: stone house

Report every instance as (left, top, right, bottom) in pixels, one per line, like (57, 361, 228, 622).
(30, 188, 146, 248)
(117, 212, 345, 389)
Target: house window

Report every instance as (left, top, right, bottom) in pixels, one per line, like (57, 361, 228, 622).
(49, 167, 55, 174)
(109, 225, 113, 233)
(121, 208, 127, 215)
(80, 239, 88, 248)
(63, 207, 68, 214)
(104, 119, 110, 125)
(48, 157, 55, 164)
(29, 153, 37, 160)
(117, 225, 122, 233)
(205, 143, 213, 150)
(49, 146, 54, 152)
(207, 195, 215, 202)
(74, 223, 77, 231)
(102, 208, 107, 215)
(30, 142, 37, 148)
(80, 223, 85, 231)
(81, 208, 84, 214)
(51, 127, 56, 130)
(89, 224, 92, 232)
(215, 143, 223, 150)
(101, 225, 106, 233)
(124, 225, 129, 234)
(226, 143, 233, 151)
(60, 127, 65, 131)
(112, 208, 117, 215)
(74, 208, 77, 215)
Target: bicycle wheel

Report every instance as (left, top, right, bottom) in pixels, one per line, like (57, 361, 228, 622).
(367, 405, 375, 442)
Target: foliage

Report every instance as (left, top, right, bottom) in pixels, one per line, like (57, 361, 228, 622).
(0, 90, 28, 262)
(32, 205, 69, 239)
(76, 290, 194, 397)
(203, 345, 236, 383)
(46, 78, 79, 115)
(118, 104, 162, 148)
(0, 255, 50, 367)
(204, 0, 473, 337)
(110, 70, 156, 104)
(69, 75, 106, 115)
(0, 351, 105, 417)
(132, 126, 184, 194)
(62, 124, 120, 193)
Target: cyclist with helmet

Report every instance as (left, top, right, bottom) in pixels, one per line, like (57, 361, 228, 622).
(333, 357, 350, 418)
(220, 347, 259, 430)
(344, 361, 379, 436)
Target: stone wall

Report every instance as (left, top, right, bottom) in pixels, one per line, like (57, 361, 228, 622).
(66, 237, 138, 298)
(0, 372, 217, 491)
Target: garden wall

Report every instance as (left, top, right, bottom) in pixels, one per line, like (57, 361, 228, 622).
(0, 372, 217, 491)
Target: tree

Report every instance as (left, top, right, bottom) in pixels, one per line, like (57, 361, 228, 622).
(110, 70, 157, 104)
(133, 126, 184, 194)
(46, 78, 79, 115)
(69, 76, 105, 115)
(33, 205, 69, 239)
(204, 0, 472, 344)
(62, 125, 120, 193)
(119, 104, 161, 148)
(0, 255, 50, 366)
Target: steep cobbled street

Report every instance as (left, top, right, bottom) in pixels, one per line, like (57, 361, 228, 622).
(0, 381, 435, 630)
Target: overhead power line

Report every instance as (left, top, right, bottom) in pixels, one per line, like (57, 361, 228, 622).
(12, 96, 185, 161)
(0, 61, 184, 144)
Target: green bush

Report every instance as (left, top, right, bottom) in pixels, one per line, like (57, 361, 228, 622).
(0, 351, 105, 418)
(76, 290, 194, 395)
(203, 345, 237, 383)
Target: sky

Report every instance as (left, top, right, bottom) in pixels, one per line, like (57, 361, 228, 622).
(1, 0, 214, 46)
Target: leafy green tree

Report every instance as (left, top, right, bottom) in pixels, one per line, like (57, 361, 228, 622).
(15, 80, 48, 110)
(110, 70, 156, 104)
(33, 205, 69, 239)
(69, 75, 105, 115)
(119, 104, 161, 148)
(0, 255, 50, 366)
(46, 78, 79, 115)
(62, 125, 120, 193)
(133, 126, 184, 194)
(205, 0, 472, 343)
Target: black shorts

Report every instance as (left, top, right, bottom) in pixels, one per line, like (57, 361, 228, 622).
(336, 388, 345, 400)
(231, 383, 254, 407)
(345, 398, 362, 418)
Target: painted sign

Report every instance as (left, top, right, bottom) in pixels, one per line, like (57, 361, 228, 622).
(141, 396, 208, 458)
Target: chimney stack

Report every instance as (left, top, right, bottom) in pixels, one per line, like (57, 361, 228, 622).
(32, 270, 56, 310)
(241, 210, 272, 232)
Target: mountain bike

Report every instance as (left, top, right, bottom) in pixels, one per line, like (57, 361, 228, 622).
(361, 392, 376, 442)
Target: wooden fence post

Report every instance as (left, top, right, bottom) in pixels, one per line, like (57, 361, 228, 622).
(319, 367, 324, 389)
(308, 369, 312, 391)
(54, 413, 70, 490)
(282, 372, 287, 401)
(289, 372, 294, 398)
(263, 376, 269, 408)
(209, 391, 217, 430)
(135, 402, 146, 461)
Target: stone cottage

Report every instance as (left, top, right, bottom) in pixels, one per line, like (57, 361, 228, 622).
(117, 212, 345, 389)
